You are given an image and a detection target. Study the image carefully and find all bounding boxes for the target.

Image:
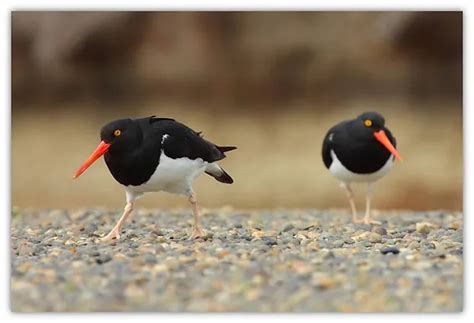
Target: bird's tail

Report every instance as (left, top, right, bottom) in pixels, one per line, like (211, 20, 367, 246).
(217, 146, 237, 153)
(205, 163, 234, 184)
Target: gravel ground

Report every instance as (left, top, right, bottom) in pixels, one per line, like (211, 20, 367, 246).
(10, 208, 463, 312)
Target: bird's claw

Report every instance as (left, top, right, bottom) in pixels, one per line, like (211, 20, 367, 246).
(363, 219, 381, 225)
(352, 215, 364, 224)
(100, 229, 121, 242)
(189, 227, 205, 240)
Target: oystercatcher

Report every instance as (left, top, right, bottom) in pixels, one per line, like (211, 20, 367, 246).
(73, 116, 236, 240)
(322, 112, 402, 224)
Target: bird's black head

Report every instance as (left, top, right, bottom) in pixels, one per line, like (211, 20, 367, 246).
(356, 111, 385, 131)
(100, 118, 139, 147)
(73, 118, 142, 179)
(352, 111, 402, 161)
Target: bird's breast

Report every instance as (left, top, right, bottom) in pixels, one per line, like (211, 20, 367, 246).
(329, 149, 394, 183)
(104, 148, 160, 186)
(127, 150, 208, 196)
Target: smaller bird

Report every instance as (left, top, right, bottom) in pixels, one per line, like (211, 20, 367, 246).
(322, 112, 402, 224)
(73, 116, 236, 241)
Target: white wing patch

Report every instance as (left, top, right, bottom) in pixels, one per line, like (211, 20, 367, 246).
(161, 134, 170, 145)
(205, 162, 224, 176)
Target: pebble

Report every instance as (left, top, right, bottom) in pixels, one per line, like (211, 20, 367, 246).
(262, 237, 278, 246)
(96, 254, 112, 264)
(372, 226, 387, 236)
(448, 221, 461, 230)
(319, 248, 335, 259)
(84, 223, 98, 233)
(353, 232, 382, 243)
(416, 222, 436, 234)
(282, 224, 295, 232)
(143, 253, 157, 264)
(381, 246, 400, 255)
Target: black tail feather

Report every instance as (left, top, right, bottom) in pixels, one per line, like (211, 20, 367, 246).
(218, 146, 237, 153)
(205, 167, 234, 184)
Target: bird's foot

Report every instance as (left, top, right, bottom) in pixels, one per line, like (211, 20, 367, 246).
(352, 216, 364, 224)
(100, 229, 121, 242)
(189, 226, 205, 240)
(363, 217, 381, 225)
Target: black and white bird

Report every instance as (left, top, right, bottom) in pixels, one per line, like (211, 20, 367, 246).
(322, 112, 402, 224)
(74, 116, 236, 240)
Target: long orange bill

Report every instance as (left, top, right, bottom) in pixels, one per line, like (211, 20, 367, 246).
(373, 130, 402, 161)
(73, 141, 111, 179)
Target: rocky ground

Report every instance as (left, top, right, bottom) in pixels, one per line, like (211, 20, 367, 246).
(10, 208, 463, 312)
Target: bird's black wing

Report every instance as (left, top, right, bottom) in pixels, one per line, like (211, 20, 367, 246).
(322, 120, 349, 169)
(147, 116, 236, 163)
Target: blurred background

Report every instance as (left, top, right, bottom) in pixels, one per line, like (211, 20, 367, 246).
(12, 11, 462, 210)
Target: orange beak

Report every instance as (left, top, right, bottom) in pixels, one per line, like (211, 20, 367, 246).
(373, 130, 402, 161)
(73, 141, 111, 179)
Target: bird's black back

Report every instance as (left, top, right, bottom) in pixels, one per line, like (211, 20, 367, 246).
(147, 117, 227, 163)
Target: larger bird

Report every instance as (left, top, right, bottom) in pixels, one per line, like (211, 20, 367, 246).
(322, 112, 402, 224)
(74, 116, 236, 241)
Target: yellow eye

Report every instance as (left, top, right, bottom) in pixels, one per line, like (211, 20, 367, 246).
(364, 119, 373, 127)
(114, 129, 121, 137)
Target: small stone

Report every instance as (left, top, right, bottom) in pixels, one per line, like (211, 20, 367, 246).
(151, 229, 164, 236)
(96, 254, 112, 264)
(369, 233, 382, 243)
(84, 223, 98, 233)
(416, 222, 435, 234)
(353, 232, 381, 243)
(448, 221, 461, 230)
(381, 246, 400, 255)
(372, 226, 387, 236)
(344, 237, 355, 244)
(216, 248, 230, 258)
(143, 253, 157, 264)
(332, 240, 344, 248)
(408, 241, 420, 249)
(311, 273, 340, 289)
(156, 236, 167, 243)
(319, 248, 335, 259)
(129, 242, 140, 249)
(16, 262, 33, 273)
(302, 222, 320, 230)
(306, 241, 320, 250)
(262, 237, 277, 246)
(251, 231, 266, 239)
(89, 251, 100, 257)
(300, 239, 311, 247)
(295, 233, 308, 241)
(282, 224, 295, 232)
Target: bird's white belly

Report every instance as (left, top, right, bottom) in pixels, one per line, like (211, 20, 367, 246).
(329, 149, 394, 183)
(127, 151, 207, 196)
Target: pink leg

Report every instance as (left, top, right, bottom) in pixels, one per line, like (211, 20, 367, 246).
(188, 192, 205, 239)
(363, 183, 381, 225)
(100, 202, 134, 241)
(340, 182, 362, 223)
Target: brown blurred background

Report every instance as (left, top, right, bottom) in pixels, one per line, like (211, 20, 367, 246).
(12, 11, 463, 210)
